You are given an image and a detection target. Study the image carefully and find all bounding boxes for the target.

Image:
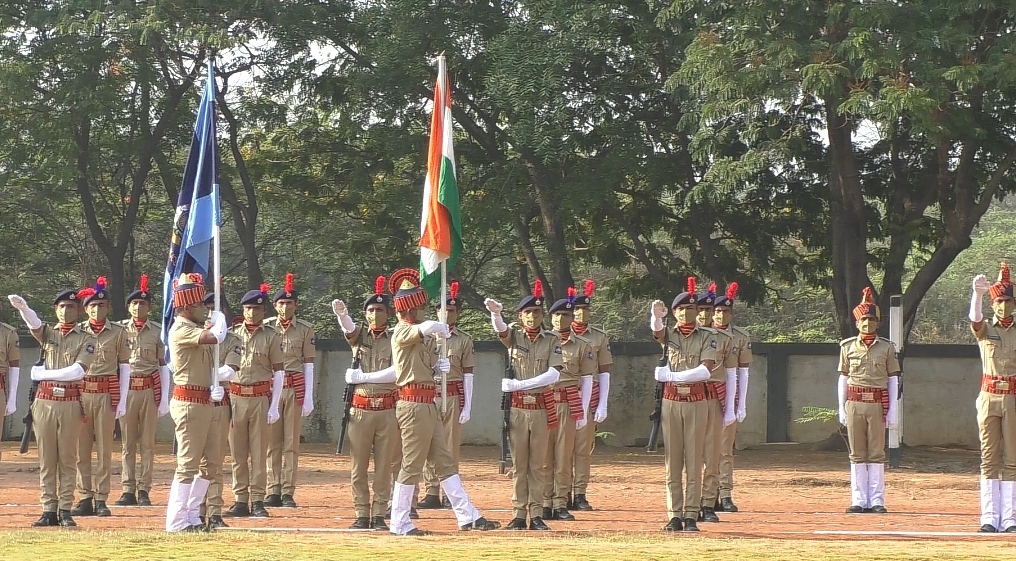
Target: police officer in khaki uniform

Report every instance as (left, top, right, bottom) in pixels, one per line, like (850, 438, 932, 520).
(694, 283, 738, 523)
(837, 287, 900, 515)
(200, 291, 242, 530)
(541, 290, 596, 522)
(711, 282, 752, 512)
(650, 278, 718, 532)
(382, 268, 498, 535)
(164, 273, 230, 532)
(72, 277, 131, 518)
(419, 281, 476, 509)
(264, 273, 316, 509)
(569, 280, 612, 512)
(224, 284, 285, 519)
(9, 290, 93, 527)
(970, 263, 1016, 532)
(332, 276, 400, 530)
(484, 280, 563, 530)
(0, 304, 20, 464)
(116, 274, 170, 508)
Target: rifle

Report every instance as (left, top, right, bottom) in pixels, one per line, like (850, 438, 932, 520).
(647, 321, 668, 453)
(499, 331, 516, 474)
(336, 342, 361, 455)
(19, 359, 43, 453)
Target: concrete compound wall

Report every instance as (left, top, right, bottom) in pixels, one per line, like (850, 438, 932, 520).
(1, 339, 984, 449)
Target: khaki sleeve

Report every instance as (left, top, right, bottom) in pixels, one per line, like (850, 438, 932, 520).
(722, 336, 738, 369)
(225, 335, 242, 369)
(157, 337, 166, 364)
(972, 321, 988, 340)
(887, 343, 902, 374)
(596, 335, 613, 368)
(303, 325, 316, 362)
(175, 324, 203, 348)
(393, 324, 423, 347)
(75, 337, 96, 368)
(32, 324, 49, 346)
(838, 346, 849, 373)
(117, 330, 131, 363)
(700, 333, 718, 364)
(269, 332, 285, 366)
(581, 342, 597, 376)
(738, 334, 753, 365)
(460, 336, 476, 370)
(8, 329, 20, 363)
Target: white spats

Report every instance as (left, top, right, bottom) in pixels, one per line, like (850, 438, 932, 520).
(439, 474, 480, 527)
(850, 463, 868, 509)
(165, 479, 193, 532)
(389, 482, 416, 535)
(981, 478, 1001, 529)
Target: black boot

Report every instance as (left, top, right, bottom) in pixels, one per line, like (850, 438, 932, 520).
(32, 512, 59, 527)
(94, 501, 111, 517)
(58, 510, 77, 527)
(572, 494, 593, 511)
(250, 501, 270, 518)
(529, 517, 550, 530)
(418, 494, 442, 509)
(979, 524, 998, 533)
(224, 502, 250, 517)
(114, 492, 137, 506)
(663, 517, 683, 532)
(137, 490, 152, 506)
(349, 517, 371, 529)
(281, 494, 297, 508)
(720, 497, 738, 513)
(370, 516, 389, 531)
(409, 507, 419, 519)
(542, 507, 553, 520)
(552, 508, 575, 521)
(869, 505, 888, 514)
(70, 498, 95, 517)
(506, 517, 528, 530)
(700, 506, 720, 522)
(845, 505, 864, 514)
(263, 494, 283, 508)
(441, 495, 451, 509)
(460, 517, 501, 531)
(208, 515, 229, 529)
(683, 518, 699, 532)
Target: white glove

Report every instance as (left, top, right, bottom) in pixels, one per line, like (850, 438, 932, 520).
(217, 365, 236, 381)
(654, 366, 670, 382)
(485, 299, 508, 333)
(159, 365, 171, 413)
(435, 357, 450, 375)
(302, 363, 315, 417)
(31, 363, 85, 382)
(501, 378, 522, 392)
(267, 405, 280, 424)
(837, 375, 848, 425)
(723, 368, 737, 427)
(117, 363, 131, 418)
(208, 311, 227, 343)
(332, 300, 356, 333)
(345, 368, 362, 384)
(887, 376, 900, 429)
(31, 364, 45, 381)
(158, 399, 170, 417)
(576, 416, 587, 430)
(5, 367, 18, 415)
(970, 274, 989, 322)
(736, 367, 749, 422)
(484, 298, 503, 314)
(9, 295, 42, 330)
(973, 274, 990, 296)
(650, 300, 666, 332)
(419, 320, 450, 338)
(594, 372, 609, 423)
(459, 373, 473, 424)
(210, 385, 225, 402)
(672, 364, 711, 383)
(579, 375, 593, 423)
(115, 399, 127, 419)
(508, 367, 560, 391)
(269, 370, 284, 417)
(349, 365, 397, 384)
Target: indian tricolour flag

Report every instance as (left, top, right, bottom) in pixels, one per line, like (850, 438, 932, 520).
(419, 55, 463, 299)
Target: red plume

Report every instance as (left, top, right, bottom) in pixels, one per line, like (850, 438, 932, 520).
(96, 276, 107, 291)
(708, 282, 717, 296)
(139, 274, 149, 293)
(375, 275, 386, 296)
(584, 279, 595, 297)
(285, 272, 294, 293)
(1001, 262, 1011, 284)
(449, 281, 459, 300)
(260, 283, 270, 295)
(533, 279, 544, 299)
(567, 286, 577, 302)
(726, 281, 739, 300)
(687, 276, 696, 295)
(77, 287, 95, 300)
(861, 286, 874, 303)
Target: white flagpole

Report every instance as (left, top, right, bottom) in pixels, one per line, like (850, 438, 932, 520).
(440, 260, 448, 414)
(210, 58, 221, 391)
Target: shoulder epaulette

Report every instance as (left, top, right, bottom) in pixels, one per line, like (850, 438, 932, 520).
(0, 321, 16, 332)
(296, 318, 314, 329)
(839, 337, 855, 346)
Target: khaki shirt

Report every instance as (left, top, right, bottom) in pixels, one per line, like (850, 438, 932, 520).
(219, 331, 243, 370)
(392, 321, 439, 387)
(168, 318, 212, 387)
(500, 325, 565, 384)
(346, 327, 396, 396)
(33, 324, 95, 371)
(837, 336, 901, 388)
(121, 319, 164, 375)
(973, 318, 1016, 377)
(446, 326, 476, 382)
(716, 325, 753, 366)
(706, 328, 739, 383)
(554, 331, 597, 387)
(229, 323, 284, 384)
(581, 326, 613, 372)
(80, 321, 129, 378)
(653, 326, 719, 381)
(265, 316, 315, 372)
(0, 321, 20, 374)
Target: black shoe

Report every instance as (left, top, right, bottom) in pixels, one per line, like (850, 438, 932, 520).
(137, 490, 152, 506)
(980, 524, 998, 533)
(552, 508, 575, 521)
(183, 524, 208, 532)
(418, 494, 442, 509)
(58, 510, 77, 527)
(281, 494, 297, 508)
(683, 518, 699, 532)
(224, 502, 250, 517)
(1005, 526, 1016, 533)
(572, 494, 593, 511)
(700, 506, 720, 522)
(846, 505, 864, 514)
(263, 494, 283, 508)
(869, 505, 888, 514)
(409, 507, 419, 519)
(529, 517, 550, 530)
(371, 516, 389, 531)
(32, 512, 59, 527)
(250, 501, 270, 518)
(720, 497, 738, 513)
(460, 517, 500, 531)
(94, 501, 111, 517)
(349, 517, 371, 529)
(207, 515, 229, 529)
(506, 517, 528, 530)
(70, 498, 94, 517)
(114, 492, 137, 506)
(199, 516, 206, 525)
(542, 507, 553, 520)
(441, 495, 451, 509)
(405, 528, 431, 536)
(663, 517, 683, 532)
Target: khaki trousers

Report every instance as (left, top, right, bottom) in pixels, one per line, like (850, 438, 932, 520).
(121, 387, 157, 493)
(229, 395, 269, 503)
(395, 401, 456, 486)
(77, 392, 115, 501)
(572, 406, 596, 495)
(845, 400, 886, 464)
(0, 388, 5, 463)
(662, 398, 707, 519)
(34, 399, 83, 511)
(268, 387, 301, 496)
(509, 407, 550, 519)
(202, 400, 231, 516)
(170, 399, 218, 483)
(543, 401, 577, 510)
(347, 407, 398, 518)
(701, 398, 723, 505)
(719, 420, 738, 498)
(423, 395, 461, 496)
(977, 391, 1016, 480)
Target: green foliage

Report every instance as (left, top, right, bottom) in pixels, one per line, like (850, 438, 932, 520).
(796, 407, 838, 425)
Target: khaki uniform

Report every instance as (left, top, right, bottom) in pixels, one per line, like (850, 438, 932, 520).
(572, 326, 612, 497)
(344, 327, 399, 518)
(0, 322, 20, 464)
(76, 321, 129, 503)
(973, 319, 1016, 479)
(501, 326, 564, 519)
(653, 325, 718, 519)
(718, 325, 752, 499)
(701, 328, 738, 507)
(228, 323, 284, 504)
(203, 332, 242, 517)
(543, 332, 596, 510)
(837, 336, 900, 464)
(264, 316, 315, 498)
(423, 326, 476, 497)
(119, 319, 164, 495)
(168, 318, 218, 485)
(32, 324, 94, 512)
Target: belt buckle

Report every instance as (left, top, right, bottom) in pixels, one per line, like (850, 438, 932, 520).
(241, 386, 254, 396)
(862, 392, 875, 402)
(53, 387, 66, 397)
(998, 381, 1010, 391)
(523, 395, 537, 405)
(370, 397, 384, 408)
(677, 386, 691, 396)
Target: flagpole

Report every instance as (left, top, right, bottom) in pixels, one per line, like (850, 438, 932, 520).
(440, 260, 448, 414)
(209, 57, 221, 391)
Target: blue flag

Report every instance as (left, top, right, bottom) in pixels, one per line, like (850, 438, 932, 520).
(161, 61, 222, 352)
